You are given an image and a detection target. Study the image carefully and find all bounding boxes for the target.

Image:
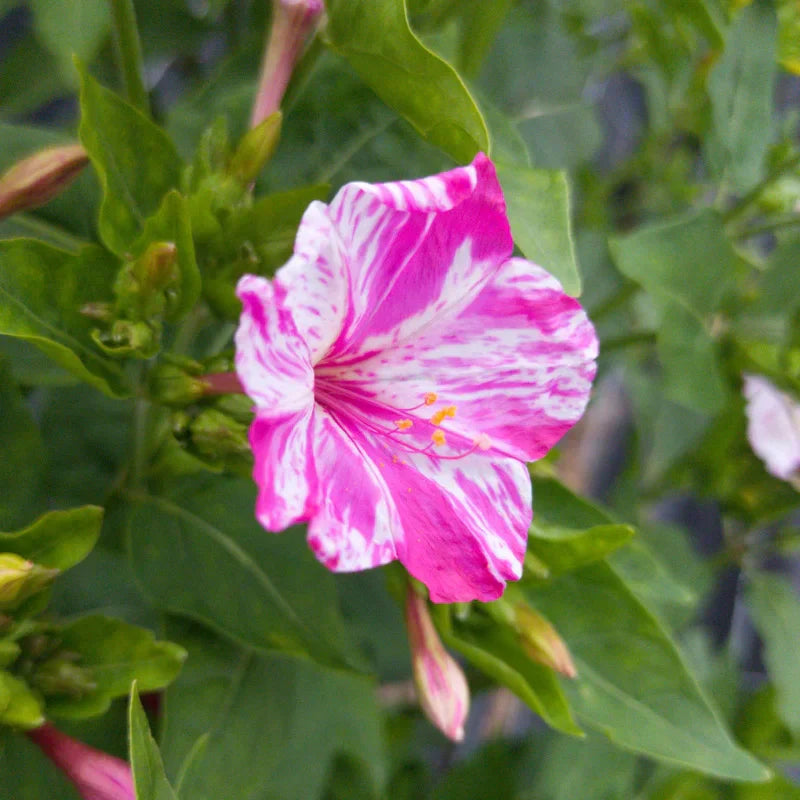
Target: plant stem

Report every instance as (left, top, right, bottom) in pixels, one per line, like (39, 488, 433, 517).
(734, 213, 800, 240)
(601, 330, 657, 352)
(109, 0, 150, 116)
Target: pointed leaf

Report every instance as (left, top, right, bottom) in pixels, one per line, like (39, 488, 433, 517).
(129, 683, 179, 800)
(326, 0, 489, 162)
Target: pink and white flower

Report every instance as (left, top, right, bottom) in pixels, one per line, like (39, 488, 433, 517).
(235, 154, 598, 603)
(743, 373, 800, 487)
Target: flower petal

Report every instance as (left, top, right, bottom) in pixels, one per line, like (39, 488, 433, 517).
(235, 274, 314, 413)
(316, 153, 513, 361)
(743, 373, 800, 481)
(251, 406, 318, 530)
(330, 257, 598, 463)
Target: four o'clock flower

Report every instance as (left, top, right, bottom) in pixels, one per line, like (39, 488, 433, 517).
(28, 723, 135, 800)
(234, 153, 598, 603)
(743, 373, 800, 488)
(405, 584, 469, 741)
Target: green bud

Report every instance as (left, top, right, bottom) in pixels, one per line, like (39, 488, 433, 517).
(32, 653, 97, 697)
(0, 555, 58, 610)
(0, 144, 88, 220)
(149, 363, 209, 407)
(92, 319, 159, 358)
(189, 407, 251, 462)
(229, 111, 283, 184)
(514, 604, 577, 679)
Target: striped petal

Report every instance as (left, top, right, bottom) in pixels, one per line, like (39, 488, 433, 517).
(329, 257, 598, 463)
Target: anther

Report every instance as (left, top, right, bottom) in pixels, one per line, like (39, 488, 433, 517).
(395, 419, 413, 431)
(424, 392, 438, 406)
(431, 430, 446, 447)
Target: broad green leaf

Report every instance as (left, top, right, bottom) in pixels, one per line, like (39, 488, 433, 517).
(655, 299, 727, 414)
(0, 506, 102, 571)
(0, 32, 66, 115)
(129, 683, 180, 800)
(325, 0, 489, 163)
(736, 774, 800, 800)
(125, 476, 356, 669)
(130, 190, 200, 322)
(0, 359, 44, 530)
(708, 0, 777, 191)
(0, 672, 45, 729)
(77, 66, 181, 256)
(430, 740, 520, 800)
(29, 0, 110, 79)
(161, 622, 386, 800)
(610, 209, 737, 317)
(455, 0, 513, 78)
(746, 573, 800, 735)
(495, 162, 581, 296)
(528, 521, 634, 576)
(0, 239, 129, 396)
(0, 727, 81, 799)
(434, 605, 582, 737)
(530, 476, 613, 529)
(47, 616, 186, 719)
(525, 563, 769, 781)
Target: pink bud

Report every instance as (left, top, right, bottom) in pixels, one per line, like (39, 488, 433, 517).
(250, 0, 325, 128)
(405, 587, 469, 741)
(28, 723, 135, 800)
(0, 144, 88, 220)
(743, 373, 800, 486)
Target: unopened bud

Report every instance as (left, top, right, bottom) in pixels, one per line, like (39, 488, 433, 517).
(515, 604, 577, 679)
(33, 652, 97, 697)
(405, 586, 469, 741)
(229, 112, 282, 183)
(189, 408, 251, 461)
(92, 319, 158, 357)
(149, 363, 209, 406)
(250, 0, 325, 128)
(0, 554, 58, 609)
(28, 723, 135, 800)
(0, 144, 88, 220)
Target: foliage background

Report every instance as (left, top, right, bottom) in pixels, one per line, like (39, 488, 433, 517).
(1, 0, 800, 797)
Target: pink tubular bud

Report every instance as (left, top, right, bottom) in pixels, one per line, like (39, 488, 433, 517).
(28, 723, 135, 800)
(405, 586, 470, 741)
(249, 0, 325, 128)
(0, 144, 88, 220)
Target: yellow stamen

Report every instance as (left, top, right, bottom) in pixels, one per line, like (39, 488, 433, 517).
(424, 392, 438, 405)
(395, 419, 413, 431)
(431, 429, 446, 447)
(430, 409, 447, 425)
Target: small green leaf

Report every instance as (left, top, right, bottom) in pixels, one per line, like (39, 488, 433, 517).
(708, 0, 777, 191)
(47, 616, 186, 719)
(525, 563, 770, 781)
(528, 522, 635, 576)
(0, 672, 45, 729)
(610, 208, 738, 317)
(125, 476, 357, 670)
(455, 0, 513, 79)
(434, 605, 582, 737)
(326, 0, 489, 163)
(0, 507, 103, 571)
(129, 683, 180, 800)
(77, 64, 181, 256)
(0, 239, 129, 396)
(746, 573, 800, 736)
(495, 162, 581, 296)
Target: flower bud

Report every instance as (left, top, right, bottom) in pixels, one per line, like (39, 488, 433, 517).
(32, 653, 97, 697)
(405, 586, 469, 741)
(148, 362, 210, 407)
(0, 554, 58, 609)
(229, 111, 282, 183)
(28, 723, 135, 800)
(0, 144, 88, 220)
(250, 0, 325, 128)
(514, 604, 577, 679)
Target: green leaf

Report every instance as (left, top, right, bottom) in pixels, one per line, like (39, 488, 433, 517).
(0, 358, 45, 530)
(47, 616, 186, 719)
(0, 727, 81, 798)
(29, 0, 110, 79)
(708, 0, 777, 191)
(125, 476, 357, 670)
(129, 683, 180, 800)
(524, 562, 769, 782)
(325, 0, 489, 163)
(434, 605, 582, 737)
(0, 671, 45, 729)
(455, 0, 513, 79)
(495, 162, 581, 296)
(0, 239, 129, 396)
(0, 506, 103, 571)
(77, 65, 181, 256)
(161, 622, 386, 800)
(746, 573, 800, 736)
(528, 522, 634, 577)
(610, 209, 738, 318)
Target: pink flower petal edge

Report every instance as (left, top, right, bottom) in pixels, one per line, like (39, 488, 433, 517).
(235, 153, 598, 602)
(743, 373, 800, 484)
